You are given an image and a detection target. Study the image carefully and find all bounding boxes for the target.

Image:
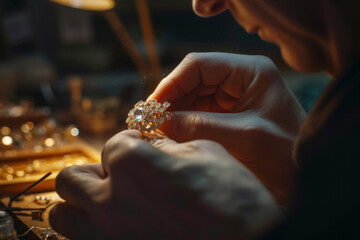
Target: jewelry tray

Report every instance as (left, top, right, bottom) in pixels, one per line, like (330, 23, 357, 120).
(0, 142, 100, 196)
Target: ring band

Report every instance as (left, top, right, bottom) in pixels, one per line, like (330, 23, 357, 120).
(126, 99, 171, 133)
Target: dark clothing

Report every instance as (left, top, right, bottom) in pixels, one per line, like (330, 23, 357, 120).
(264, 60, 360, 239)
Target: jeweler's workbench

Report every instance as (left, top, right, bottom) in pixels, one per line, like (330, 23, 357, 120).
(0, 140, 101, 239)
(1, 192, 63, 240)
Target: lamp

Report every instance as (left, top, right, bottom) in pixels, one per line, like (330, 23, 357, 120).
(50, 0, 162, 90)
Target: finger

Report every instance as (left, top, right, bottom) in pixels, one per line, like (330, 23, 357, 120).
(209, 99, 228, 112)
(101, 130, 174, 176)
(170, 88, 198, 110)
(214, 88, 238, 111)
(55, 163, 105, 210)
(148, 52, 233, 104)
(198, 84, 218, 96)
(49, 203, 108, 240)
(160, 111, 216, 142)
(160, 111, 245, 145)
(195, 95, 212, 111)
(101, 129, 144, 164)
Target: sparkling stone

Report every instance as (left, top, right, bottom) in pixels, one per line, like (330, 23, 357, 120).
(165, 112, 171, 120)
(134, 108, 145, 122)
(149, 99, 157, 103)
(155, 103, 161, 108)
(159, 107, 165, 113)
(135, 101, 144, 107)
(153, 118, 158, 123)
(159, 117, 164, 123)
(163, 101, 170, 108)
(128, 109, 135, 116)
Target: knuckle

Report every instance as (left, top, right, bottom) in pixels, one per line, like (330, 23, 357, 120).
(105, 140, 146, 170)
(187, 139, 223, 152)
(55, 166, 79, 191)
(194, 139, 218, 148)
(184, 52, 203, 65)
(254, 55, 274, 66)
(184, 52, 199, 60)
(253, 55, 280, 81)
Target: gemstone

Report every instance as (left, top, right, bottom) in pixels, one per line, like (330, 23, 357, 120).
(164, 112, 171, 120)
(159, 117, 164, 123)
(163, 101, 170, 108)
(159, 107, 165, 113)
(135, 101, 144, 107)
(128, 109, 135, 116)
(134, 108, 145, 122)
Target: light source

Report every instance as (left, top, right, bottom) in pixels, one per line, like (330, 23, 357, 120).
(50, 0, 162, 90)
(50, 0, 115, 11)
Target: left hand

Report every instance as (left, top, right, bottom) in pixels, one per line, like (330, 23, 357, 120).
(50, 130, 281, 240)
(148, 53, 307, 204)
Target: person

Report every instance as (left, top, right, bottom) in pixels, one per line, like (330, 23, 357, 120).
(49, 0, 360, 239)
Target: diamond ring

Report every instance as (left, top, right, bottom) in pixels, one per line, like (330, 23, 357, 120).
(126, 99, 171, 133)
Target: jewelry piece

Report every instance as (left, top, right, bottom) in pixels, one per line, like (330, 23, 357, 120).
(17, 226, 52, 238)
(41, 231, 61, 240)
(34, 195, 51, 205)
(126, 99, 171, 133)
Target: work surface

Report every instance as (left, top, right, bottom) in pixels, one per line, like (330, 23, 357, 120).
(1, 192, 66, 239)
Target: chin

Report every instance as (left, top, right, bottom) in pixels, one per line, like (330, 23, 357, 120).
(281, 47, 324, 73)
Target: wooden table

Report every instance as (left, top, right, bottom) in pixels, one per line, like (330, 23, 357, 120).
(1, 192, 64, 240)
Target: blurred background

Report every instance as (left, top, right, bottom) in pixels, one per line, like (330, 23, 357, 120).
(0, 0, 330, 146)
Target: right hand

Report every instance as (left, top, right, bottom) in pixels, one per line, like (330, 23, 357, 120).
(148, 52, 307, 205)
(50, 130, 281, 240)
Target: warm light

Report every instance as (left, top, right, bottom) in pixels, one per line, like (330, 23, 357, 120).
(1, 127, 11, 135)
(70, 127, 79, 137)
(21, 122, 34, 133)
(44, 138, 55, 147)
(50, 0, 115, 11)
(81, 98, 92, 111)
(33, 160, 41, 170)
(16, 170, 25, 177)
(2, 136, 13, 146)
(6, 167, 14, 174)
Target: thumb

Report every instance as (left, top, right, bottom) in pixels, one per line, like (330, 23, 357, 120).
(161, 111, 234, 143)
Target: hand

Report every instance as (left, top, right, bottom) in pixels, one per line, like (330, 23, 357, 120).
(50, 130, 281, 240)
(148, 52, 307, 204)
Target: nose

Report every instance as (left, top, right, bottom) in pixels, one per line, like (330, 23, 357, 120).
(192, 0, 228, 17)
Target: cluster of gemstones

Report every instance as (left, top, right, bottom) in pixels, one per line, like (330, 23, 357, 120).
(126, 99, 171, 133)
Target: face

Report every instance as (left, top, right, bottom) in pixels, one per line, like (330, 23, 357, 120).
(192, 0, 329, 73)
